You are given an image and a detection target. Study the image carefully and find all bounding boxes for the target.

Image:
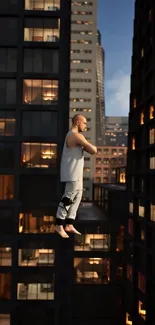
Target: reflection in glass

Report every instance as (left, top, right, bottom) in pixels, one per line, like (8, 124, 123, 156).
(24, 26, 60, 42)
(23, 79, 58, 105)
(21, 143, 57, 168)
(0, 175, 14, 200)
(0, 248, 12, 266)
(74, 234, 110, 251)
(25, 0, 60, 11)
(18, 249, 55, 266)
(74, 258, 110, 284)
(0, 274, 11, 300)
(17, 282, 54, 300)
(19, 213, 55, 234)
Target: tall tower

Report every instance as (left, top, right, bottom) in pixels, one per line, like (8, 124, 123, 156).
(126, 1, 154, 324)
(0, 1, 71, 324)
(70, 0, 97, 200)
(96, 30, 105, 145)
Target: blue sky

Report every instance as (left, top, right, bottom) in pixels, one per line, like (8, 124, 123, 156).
(98, 0, 135, 116)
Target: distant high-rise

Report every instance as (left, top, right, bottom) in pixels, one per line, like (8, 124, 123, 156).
(96, 30, 105, 145)
(105, 116, 128, 146)
(70, 0, 97, 200)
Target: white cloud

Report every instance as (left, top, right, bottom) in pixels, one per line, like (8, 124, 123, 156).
(105, 70, 130, 116)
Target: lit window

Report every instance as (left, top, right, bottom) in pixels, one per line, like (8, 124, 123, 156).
(18, 213, 55, 234)
(129, 202, 133, 213)
(138, 201, 144, 217)
(132, 137, 135, 150)
(18, 249, 55, 267)
(138, 301, 146, 320)
(0, 315, 10, 325)
(74, 234, 110, 251)
(149, 128, 155, 144)
(0, 248, 12, 266)
(25, 0, 60, 11)
(74, 257, 110, 284)
(126, 313, 132, 325)
(17, 282, 54, 300)
(133, 98, 136, 108)
(116, 226, 124, 251)
(141, 48, 144, 58)
(140, 112, 144, 125)
(0, 175, 14, 200)
(150, 157, 155, 169)
(140, 230, 145, 241)
(149, 105, 154, 119)
(150, 204, 155, 222)
(21, 143, 57, 168)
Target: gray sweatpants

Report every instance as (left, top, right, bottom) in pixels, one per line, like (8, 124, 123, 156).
(56, 179, 83, 224)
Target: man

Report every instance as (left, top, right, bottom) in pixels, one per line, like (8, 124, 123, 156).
(55, 114, 97, 238)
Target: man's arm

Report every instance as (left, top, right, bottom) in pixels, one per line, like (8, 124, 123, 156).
(74, 133, 97, 155)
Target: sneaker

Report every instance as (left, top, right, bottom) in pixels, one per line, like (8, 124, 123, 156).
(55, 225, 69, 238)
(65, 225, 81, 235)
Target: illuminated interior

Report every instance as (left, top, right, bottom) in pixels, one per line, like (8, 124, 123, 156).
(0, 274, 11, 300)
(126, 313, 132, 325)
(18, 249, 54, 266)
(74, 234, 110, 251)
(116, 226, 124, 251)
(74, 258, 110, 284)
(0, 248, 12, 266)
(0, 314, 10, 325)
(132, 137, 135, 150)
(138, 301, 146, 320)
(23, 79, 58, 105)
(0, 175, 14, 200)
(21, 143, 57, 168)
(17, 282, 54, 300)
(25, 0, 60, 10)
(24, 24, 60, 42)
(149, 105, 154, 119)
(19, 213, 55, 234)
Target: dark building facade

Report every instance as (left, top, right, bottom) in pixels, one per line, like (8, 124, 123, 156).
(126, 1, 154, 324)
(0, 1, 71, 325)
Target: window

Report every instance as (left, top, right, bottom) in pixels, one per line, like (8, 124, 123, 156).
(23, 80, 58, 105)
(0, 143, 14, 168)
(150, 204, 155, 221)
(128, 219, 133, 236)
(70, 98, 91, 102)
(140, 112, 144, 125)
(72, 11, 92, 15)
(149, 105, 154, 119)
(138, 272, 145, 293)
(116, 226, 124, 251)
(71, 20, 92, 25)
(126, 313, 132, 325)
(0, 274, 11, 300)
(0, 209, 14, 234)
(141, 230, 145, 241)
(138, 301, 146, 320)
(127, 264, 133, 281)
(129, 202, 133, 213)
(141, 48, 144, 58)
(19, 213, 55, 234)
(0, 314, 10, 325)
(150, 157, 155, 169)
(72, 2, 93, 6)
(18, 249, 54, 267)
(0, 80, 16, 104)
(71, 31, 92, 36)
(0, 48, 17, 72)
(21, 143, 57, 168)
(22, 111, 57, 136)
(71, 108, 91, 112)
(148, 9, 152, 23)
(24, 18, 60, 42)
(0, 175, 14, 200)
(0, 18, 18, 43)
(0, 112, 15, 135)
(24, 49, 59, 73)
(17, 282, 54, 300)
(74, 234, 110, 251)
(70, 78, 92, 82)
(71, 69, 92, 73)
(133, 98, 136, 108)
(132, 137, 135, 150)
(0, 248, 12, 266)
(96, 168, 101, 174)
(149, 128, 155, 144)
(0, 0, 18, 10)
(74, 258, 110, 284)
(25, 0, 60, 11)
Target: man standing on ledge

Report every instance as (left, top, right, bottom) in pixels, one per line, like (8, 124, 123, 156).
(55, 114, 97, 238)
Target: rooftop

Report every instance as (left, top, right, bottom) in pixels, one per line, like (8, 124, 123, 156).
(77, 202, 107, 221)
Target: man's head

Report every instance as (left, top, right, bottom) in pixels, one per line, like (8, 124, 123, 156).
(72, 114, 87, 132)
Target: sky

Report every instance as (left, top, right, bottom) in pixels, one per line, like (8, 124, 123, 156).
(98, 0, 135, 116)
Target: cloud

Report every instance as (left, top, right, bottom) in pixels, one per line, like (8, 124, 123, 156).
(105, 70, 130, 116)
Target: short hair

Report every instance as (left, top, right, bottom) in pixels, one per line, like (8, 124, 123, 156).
(72, 114, 84, 125)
